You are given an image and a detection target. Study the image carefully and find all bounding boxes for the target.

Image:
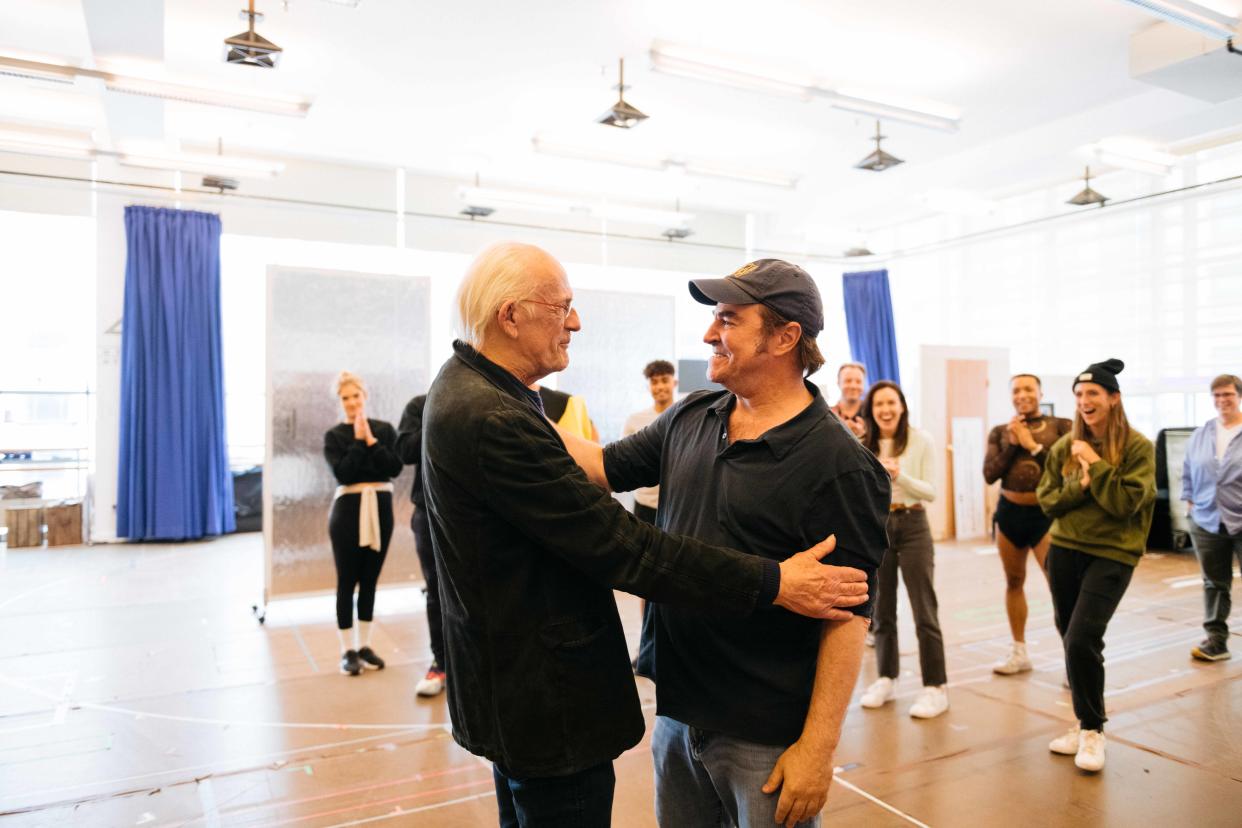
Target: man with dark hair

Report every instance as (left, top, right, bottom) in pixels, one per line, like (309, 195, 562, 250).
(1181, 373, 1242, 662)
(560, 258, 890, 827)
(625, 361, 678, 525)
(831, 362, 868, 438)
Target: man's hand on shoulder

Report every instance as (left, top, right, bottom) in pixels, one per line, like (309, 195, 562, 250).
(774, 536, 868, 620)
(762, 739, 834, 827)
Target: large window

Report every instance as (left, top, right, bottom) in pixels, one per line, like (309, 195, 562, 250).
(0, 209, 95, 500)
(876, 151, 1242, 438)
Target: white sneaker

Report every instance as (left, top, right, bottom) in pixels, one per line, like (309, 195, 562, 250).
(414, 663, 446, 697)
(909, 685, 949, 719)
(1075, 729, 1106, 772)
(993, 643, 1033, 675)
(860, 677, 895, 709)
(1048, 726, 1081, 755)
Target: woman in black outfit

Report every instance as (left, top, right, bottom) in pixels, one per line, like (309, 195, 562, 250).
(324, 371, 403, 676)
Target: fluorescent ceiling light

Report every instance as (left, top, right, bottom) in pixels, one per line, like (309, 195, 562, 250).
(119, 149, 285, 178)
(0, 55, 311, 117)
(457, 186, 693, 228)
(531, 136, 800, 189)
(649, 45, 813, 100)
(649, 41, 961, 132)
(1088, 137, 1178, 176)
(829, 90, 961, 133)
(0, 122, 96, 160)
(1116, 0, 1239, 40)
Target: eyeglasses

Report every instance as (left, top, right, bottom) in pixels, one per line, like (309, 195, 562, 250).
(521, 298, 575, 321)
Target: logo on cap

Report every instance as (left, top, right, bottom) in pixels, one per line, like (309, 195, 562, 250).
(1078, 373, 1093, 381)
(731, 262, 759, 278)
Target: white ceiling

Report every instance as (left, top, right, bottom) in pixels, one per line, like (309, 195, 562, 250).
(3, 0, 1242, 245)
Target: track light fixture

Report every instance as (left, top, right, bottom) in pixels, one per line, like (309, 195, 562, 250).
(854, 121, 904, 172)
(225, 1, 282, 68)
(1066, 166, 1109, 207)
(598, 58, 648, 129)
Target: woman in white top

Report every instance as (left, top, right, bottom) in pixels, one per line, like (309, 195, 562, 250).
(857, 381, 949, 718)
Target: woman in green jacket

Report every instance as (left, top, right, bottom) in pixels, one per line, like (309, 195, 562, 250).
(1036, 359, 1155, 774)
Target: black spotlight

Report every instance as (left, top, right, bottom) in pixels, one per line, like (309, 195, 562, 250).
(225, 1, 282, 68)
(854, 121, 904, 172)
(598, 58, 648, 129)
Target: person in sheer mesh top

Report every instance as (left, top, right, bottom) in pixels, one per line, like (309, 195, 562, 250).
(983, 374, 1071, 675)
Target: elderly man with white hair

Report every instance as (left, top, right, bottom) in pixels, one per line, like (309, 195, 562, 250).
(421, 241, 870, 828)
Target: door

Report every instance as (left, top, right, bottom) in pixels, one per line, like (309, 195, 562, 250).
(945, 359, 989, 540)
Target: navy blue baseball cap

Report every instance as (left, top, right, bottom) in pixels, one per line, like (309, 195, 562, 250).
(689, 259, 824, 337)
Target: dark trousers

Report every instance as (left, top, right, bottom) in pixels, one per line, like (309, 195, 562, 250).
(873, 509, 947, 686)
(411, 505, 445, 667)
(1046, 545, 1134, 732)
(327, 492, 393, 629)
(1189, 520, 1242, 644)
(493, 761, 615, 828)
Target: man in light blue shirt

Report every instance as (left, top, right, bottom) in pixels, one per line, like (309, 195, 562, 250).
(1181, 373, 1242, 662)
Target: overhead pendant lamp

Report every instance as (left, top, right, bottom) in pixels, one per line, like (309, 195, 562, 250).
(598, 58, 649, 129)
(844, 245, 875, 257)
(1066, 166, 1109, 207)
(225, 1, 282, 68)
(854, 121, 904, 172)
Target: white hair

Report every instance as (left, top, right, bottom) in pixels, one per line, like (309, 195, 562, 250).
(456, 241, 552, 347)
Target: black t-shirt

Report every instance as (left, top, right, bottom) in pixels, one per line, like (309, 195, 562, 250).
(323, 419, 403, 486)
(603, 385, 891, 746)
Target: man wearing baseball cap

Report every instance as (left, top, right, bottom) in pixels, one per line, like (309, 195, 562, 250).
(559, 259, 891, 826)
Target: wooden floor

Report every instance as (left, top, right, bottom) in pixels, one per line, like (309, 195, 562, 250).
(0, 533, 1239, 827)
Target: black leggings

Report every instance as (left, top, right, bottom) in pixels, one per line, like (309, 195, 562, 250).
(1047, 545, 1134, 731)
(328, 492, 394, 630)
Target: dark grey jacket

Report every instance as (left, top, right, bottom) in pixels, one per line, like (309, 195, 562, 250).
(422, 341, 777, 777)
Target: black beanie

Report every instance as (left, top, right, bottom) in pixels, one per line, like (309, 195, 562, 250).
(1073, 358, 1125, 394)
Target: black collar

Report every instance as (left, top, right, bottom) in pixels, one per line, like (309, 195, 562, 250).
(709, 382, 830, 460)
(452, 340, 546, 417)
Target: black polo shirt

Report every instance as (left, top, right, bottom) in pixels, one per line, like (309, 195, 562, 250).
(603, 383, 891, 746)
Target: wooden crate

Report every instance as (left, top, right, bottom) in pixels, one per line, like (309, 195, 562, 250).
(46, 502, 83, 547)
(5, 507, 43, 548)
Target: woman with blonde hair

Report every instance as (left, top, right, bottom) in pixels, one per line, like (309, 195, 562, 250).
(323, 371, 403, 676)
(1037, 359, 1155, 772)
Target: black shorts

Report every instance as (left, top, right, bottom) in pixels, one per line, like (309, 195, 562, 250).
(994, 497, 1051, 549)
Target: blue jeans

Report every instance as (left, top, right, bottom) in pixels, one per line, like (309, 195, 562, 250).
(1189, 520, 1242, 644)
(493, 761, 614, 827)
(652, 716, 820, 828)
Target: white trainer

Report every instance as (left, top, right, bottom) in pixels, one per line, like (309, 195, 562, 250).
(1048, 726, 1081, 755)
(1075, 729, 1106, 772)
(860, 677, 895, 709)
(909, 685, 949, 719)
(992, 643, 1033, 675)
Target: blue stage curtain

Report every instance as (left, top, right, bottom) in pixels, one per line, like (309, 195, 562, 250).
(117, 206, 235, 540)
(842, 269, 901, 385)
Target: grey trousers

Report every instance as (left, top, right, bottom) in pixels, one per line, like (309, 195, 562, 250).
(872, 509, 947, 686)
(1189, 520, 1242, 644)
